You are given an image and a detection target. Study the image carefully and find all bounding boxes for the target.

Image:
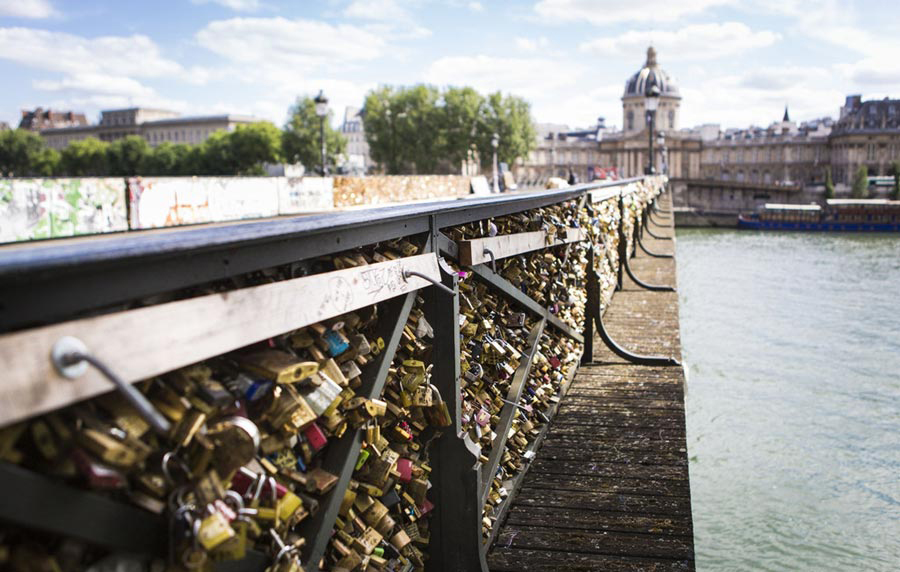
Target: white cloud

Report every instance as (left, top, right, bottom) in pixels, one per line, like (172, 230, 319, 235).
(580, 22, 779, 60)
(0, 28, 183, 78)
(33, 73, 155, 98)
(515, 36, 549, 53)
(343, 0, 431, 39)
(534, 0, 734, 24)
(424, 54, 584, 99)
(0, 0, 58, 19)
(195, 17, 386, 75)
(468, 1, 484, 11)
(190, 0, 261, 11)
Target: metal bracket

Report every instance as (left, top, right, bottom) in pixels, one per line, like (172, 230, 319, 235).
(637, 229, 674, 259)
(623, 253, 676, 292)
(403, 269, 456, 296)
(50, 337, 172, 434)
(586, 271, 679, 366)
(483, 247, 497, 273)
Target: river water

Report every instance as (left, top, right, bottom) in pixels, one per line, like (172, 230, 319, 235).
(675, 229, 900, 571)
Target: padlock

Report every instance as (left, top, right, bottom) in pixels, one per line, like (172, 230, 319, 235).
(238, 350, 318, 384)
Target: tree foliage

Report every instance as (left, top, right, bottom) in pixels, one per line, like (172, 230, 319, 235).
(282, 96, 346, 174)
(851, 165, 869, 198)
(824, 167, 835, 200)
(107, 135, 151, 176)
(363, 84, 537, 174)
(0, 129, 50, 176)
(61, 138, 110, 176)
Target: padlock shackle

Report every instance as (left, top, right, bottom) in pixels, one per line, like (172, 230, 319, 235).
(402, 270, 455, 296)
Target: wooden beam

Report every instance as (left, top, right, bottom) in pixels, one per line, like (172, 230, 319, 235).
(457, 228, 587, 266)
(0, 253, 441, 427)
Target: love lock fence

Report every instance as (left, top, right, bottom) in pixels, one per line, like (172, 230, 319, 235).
(0, 175, 677, 572)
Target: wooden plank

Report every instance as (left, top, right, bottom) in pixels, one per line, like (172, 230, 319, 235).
(521, 474, 691, 498)
(528, 459, 689, 482)
(0, 253, 441, 427)
(495, 526, 694, 559)
(457, 227, 587, 266)
(505, 506, 693, 536)
(489, 547, 693, 572)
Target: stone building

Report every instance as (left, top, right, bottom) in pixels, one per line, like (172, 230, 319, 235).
(699, 110, 833, 186)
(597, 47, 703, 180)
(340, 106, 372, 174)
(514, 120, 610, 186)
(39, 107, 258, 150)
(18, 108, 87, 131)
(829, 95, 900, 185)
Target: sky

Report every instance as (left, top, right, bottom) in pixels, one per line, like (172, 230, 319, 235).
(1, 0, 899, 132)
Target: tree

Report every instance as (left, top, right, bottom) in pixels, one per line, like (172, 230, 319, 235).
(824, 167, 835, 200)
(890, 161, 900, 201)
(107, 135, 150, 176)
(60, 138, 110, 176)
(228, 122, 283, 175)
(851, 165, 869, 198)
(283, 96, 346, 174)
(32, 147, 60, 176)
(439, 87, 484, 169)
(475, 91, 537, 171)
(0, 129, 47, 176)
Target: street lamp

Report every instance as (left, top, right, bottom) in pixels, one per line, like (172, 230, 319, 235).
(314, 90, 328, 175)
(656, 130, 667, 175)
(492, 132, 500, 193)
(644, 83, 660, 175)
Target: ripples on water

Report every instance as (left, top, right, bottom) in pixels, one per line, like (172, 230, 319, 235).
(676, 229, 900, 572)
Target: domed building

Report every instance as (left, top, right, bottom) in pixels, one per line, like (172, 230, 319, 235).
(597, 47, 702, 179)
(622, 47, 681, 135)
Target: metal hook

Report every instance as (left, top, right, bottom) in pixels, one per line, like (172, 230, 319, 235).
(483, 247, 497, 273)
(51, 336, 172, 435)
(402, 269, 455, 296)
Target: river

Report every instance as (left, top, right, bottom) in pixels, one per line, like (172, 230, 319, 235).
(675, 229, 900, 571)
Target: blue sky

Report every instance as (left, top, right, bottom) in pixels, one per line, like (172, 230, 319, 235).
(1, 0, 898, 132)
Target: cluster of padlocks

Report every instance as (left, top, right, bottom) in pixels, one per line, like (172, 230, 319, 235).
(0, 177, 666, 571)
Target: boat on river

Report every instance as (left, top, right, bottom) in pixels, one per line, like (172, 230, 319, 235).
(738, 199, 900, 232)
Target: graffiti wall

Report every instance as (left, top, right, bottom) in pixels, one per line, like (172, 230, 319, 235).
(128, 177, 334, 229)
(0, 178, 127, 244)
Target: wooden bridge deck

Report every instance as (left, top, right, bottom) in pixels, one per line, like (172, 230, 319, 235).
(487, 199, 695, 571)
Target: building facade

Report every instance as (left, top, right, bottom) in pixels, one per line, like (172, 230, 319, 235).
(597, 47, 703, 180)
(39, 108, 259, 150)
(514, 120, 610, 186)
(340, 106, 372, 174)
(699, 112, 833, 186)
(829, 95, 900, 186)
(19, 108, 87, 131)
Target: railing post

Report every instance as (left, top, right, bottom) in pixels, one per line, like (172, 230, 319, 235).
(617, 191, 626, 291)
(425, 259, 488, 572)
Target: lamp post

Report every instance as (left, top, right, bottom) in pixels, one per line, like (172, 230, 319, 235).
(644, 83, 660, 175)
(491, 132, 500, 193)
(314, 90, 328, 176)
(656, 130, 667, 175)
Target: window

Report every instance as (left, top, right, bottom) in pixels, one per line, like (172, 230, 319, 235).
(867, 143, 876, 161)
(668, 110, 675, 129)
(626, 110, 634, 131)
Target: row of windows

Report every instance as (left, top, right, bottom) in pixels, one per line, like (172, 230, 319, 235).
(625, 110, 676, 131)
(147, 128, 217, 144)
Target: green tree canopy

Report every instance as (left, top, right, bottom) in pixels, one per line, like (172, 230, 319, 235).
(60, 137, 110, 176)
(107, 135, 150, 176)
(475, 91, 536, 170)
(364, 84, 537, 174)
(851, 165, 869, 198)
(282, 96, 346, 174)
(228, 122, 283, 175)
(0, 129, 49, 176)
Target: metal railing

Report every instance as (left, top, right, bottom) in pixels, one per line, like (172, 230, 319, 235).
(0, 175, 677, 571)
